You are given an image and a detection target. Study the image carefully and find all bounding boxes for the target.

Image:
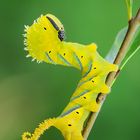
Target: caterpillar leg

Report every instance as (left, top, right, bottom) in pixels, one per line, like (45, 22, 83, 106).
(63, 132, 83, 140)
(71, 133, 84, 140)
(64, 133, 71, 140)
(84, 101, 100, 112)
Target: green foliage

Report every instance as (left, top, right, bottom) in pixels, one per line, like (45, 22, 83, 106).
(121, 25, 140, 69)
(106, 27, 127, 63)
(125, 0, 133, 20)
(106, 24, 140, 69)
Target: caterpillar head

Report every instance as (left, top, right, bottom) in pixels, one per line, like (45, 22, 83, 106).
(24, 14, 65, 62)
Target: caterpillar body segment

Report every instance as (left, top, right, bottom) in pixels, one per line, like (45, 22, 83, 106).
(72, 74, 110, 98)
(22, 14, 118, 140)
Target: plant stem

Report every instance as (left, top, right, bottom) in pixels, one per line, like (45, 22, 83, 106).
(82, 8, 140, 140)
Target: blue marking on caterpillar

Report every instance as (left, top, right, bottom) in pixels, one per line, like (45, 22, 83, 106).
(70, 90, 90, 101)
(46, 52, 56, 64)
(77, 76, 94, 88)
(58, 53, 71, 66)
(60, 105, 80, 117)
(73, 52, 83, 71)
(82, 60, 92, 77)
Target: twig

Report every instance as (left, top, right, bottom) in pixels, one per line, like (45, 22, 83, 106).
(82, 8, 140, 140)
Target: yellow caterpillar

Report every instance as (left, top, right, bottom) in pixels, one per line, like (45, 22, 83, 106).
(22, 14, 118, 140)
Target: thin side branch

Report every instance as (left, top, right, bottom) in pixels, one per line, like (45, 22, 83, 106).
(83, 8, 140, 140)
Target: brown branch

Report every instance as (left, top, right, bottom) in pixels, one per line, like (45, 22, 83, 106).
(82, 8, 140, 140)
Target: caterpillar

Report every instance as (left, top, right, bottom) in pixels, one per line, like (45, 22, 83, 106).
(22, 14, 118, 140)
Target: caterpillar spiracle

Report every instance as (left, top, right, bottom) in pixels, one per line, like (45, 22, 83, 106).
(22, 14, 118, 140)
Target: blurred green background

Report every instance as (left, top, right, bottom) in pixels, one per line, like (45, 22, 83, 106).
(0, 0, 140, 140)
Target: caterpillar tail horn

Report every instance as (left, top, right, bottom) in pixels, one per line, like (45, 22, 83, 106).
(22, 118, 56, 140)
